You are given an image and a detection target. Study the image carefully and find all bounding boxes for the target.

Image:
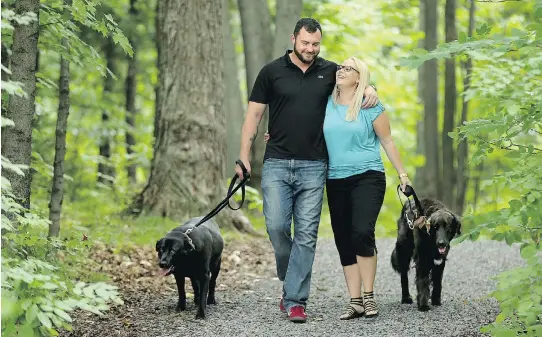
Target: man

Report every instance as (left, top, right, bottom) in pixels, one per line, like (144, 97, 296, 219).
(235, 18, 378, 323)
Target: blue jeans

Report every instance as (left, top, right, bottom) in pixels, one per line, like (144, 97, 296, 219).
(261, 158, 327, 311)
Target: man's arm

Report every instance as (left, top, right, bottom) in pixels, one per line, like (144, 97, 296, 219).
(235, 101, 267, 179)
(362, 85, 378, 109)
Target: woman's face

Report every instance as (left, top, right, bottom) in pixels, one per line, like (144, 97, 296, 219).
(336, 59, 359, 88)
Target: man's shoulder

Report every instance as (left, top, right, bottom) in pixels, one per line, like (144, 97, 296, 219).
(264, 54, 288, 69)
(318, 57, 338, 68)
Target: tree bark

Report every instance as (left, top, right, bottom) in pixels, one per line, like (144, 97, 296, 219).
(237, 0, 273, 190)
(1, 0, 40, 210)
(131, 0, 255, 233)
(224, 0, 245, 173)
(455, 0, 476, 215)
(48, 0, 72, 238)
(415, 0, 426, 195)
(273, 0, 303, 58)
(125, 0, 138, 184)
(98, 39, 116, 185)
(442, 0, 457, 208)
(422, 0, 440, 200)
(153, 0, 161, 147)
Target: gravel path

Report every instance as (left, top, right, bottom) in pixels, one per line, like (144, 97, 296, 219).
(65, 238, 524, 337)
(154, 238, 523, 337)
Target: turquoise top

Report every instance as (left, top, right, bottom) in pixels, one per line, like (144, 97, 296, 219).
(323, 96, 385, 179)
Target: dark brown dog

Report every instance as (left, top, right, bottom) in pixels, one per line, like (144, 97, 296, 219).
(156, 217, 223, 319)
(390, 198, 462, 311)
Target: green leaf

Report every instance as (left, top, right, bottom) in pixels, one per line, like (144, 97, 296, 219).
(18, 321, 35, 337)
(38, 311, 53, 329)
(83, 285, 96, 299)
(43, 282, 58, 290)
(504, 232, 517, 246)
(53, 308, 72, 323)
(25, 303, 39, 325)
(520, 244, 537, 259)
(508, 199, 522, 211)
(469, 230, 480, 241)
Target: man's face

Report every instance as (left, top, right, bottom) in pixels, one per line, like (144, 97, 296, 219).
(292, 27, 322, 64)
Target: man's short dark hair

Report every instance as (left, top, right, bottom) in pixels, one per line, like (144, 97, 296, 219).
(293, 18, 322, 37)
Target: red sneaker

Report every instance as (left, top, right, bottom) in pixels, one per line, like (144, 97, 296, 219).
(279, 297, 286, 313)
(288, 306, 307, 323)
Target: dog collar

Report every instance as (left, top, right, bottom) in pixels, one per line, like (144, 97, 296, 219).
(184, 228, 195, 246)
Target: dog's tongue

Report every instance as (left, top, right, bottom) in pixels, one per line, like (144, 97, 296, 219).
(160, 267, 173, 276)
(438, 247, 446, 254)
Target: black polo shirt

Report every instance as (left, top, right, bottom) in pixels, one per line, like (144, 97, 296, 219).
(249, 50, 337, 161)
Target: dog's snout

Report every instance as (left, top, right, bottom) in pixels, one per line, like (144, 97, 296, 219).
(437, 240, 446, 247)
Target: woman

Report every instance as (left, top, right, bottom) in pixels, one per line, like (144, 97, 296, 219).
(265, 57, 411, 320)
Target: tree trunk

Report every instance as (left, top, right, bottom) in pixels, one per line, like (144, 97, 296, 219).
(237, 0, 273, 190)
(98, 39, 116, 185)
(224, 0, 245, 173)
(48, 0, 72, 238)
(455, 0, 476, 215)
(125, 0, 138, 184)
(422, 0, 440, 200)
(153, 0, 161, 147)
(273, 0, 303, 58)
(442, 0, 457, 208)
(1, 0, 40, 210)
(414, 0, 426, 195)
(131, 0, 255, 233)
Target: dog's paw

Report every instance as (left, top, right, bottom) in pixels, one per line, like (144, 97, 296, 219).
(417, 304, 430, 312)
(195, 312, 206, 319)
(401, 297, 413, 304)
(175, 302, 186, 312)
(431, 298, 442, 306)
(207, 296, 217, 305)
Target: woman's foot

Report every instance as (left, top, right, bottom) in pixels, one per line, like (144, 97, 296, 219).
(339, 297, 364, 320)
(363, 291, 378, 318)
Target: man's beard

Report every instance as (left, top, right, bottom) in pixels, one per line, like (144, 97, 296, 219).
(294, 45, 317, 64)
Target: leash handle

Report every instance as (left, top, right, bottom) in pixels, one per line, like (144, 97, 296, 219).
(397, 184, 424, 216)
(235, 159, 250, 180)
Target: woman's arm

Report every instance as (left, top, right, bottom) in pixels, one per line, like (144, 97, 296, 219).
(373, 112, 412, 189)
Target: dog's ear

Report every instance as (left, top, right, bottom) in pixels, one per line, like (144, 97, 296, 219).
(155, 238, 164, 252)
(453, 215, 462, 236)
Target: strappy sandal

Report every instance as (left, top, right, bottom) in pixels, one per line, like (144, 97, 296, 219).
(363, 291, 378, 318)
(339, 297, 364, 320)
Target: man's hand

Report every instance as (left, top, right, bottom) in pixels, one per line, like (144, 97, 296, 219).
(362, 85, 378, 109)
(235, 158, 251, 180)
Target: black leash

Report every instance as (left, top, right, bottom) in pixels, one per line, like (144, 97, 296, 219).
(187, 159, 250, 233)
(396, 184, 425, 229)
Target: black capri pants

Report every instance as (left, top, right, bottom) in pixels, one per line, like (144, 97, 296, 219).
(326, 170, 386, 266)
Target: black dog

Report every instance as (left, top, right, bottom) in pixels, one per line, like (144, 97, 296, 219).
(390, 198, 461, 311)
(156, 217, 224, 319)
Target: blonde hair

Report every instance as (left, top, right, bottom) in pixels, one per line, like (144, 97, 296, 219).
(331, 57, 370, 122)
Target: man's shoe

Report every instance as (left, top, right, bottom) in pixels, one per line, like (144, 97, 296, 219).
(279, 297, 286, 313)
(288, 306, 307, 323)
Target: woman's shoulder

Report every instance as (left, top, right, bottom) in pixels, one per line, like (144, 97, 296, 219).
(360, 101, 385, 113)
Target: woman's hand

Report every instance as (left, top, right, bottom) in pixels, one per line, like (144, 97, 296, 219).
(263, 131, 270, 143)
(400, 175, 412, 192)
